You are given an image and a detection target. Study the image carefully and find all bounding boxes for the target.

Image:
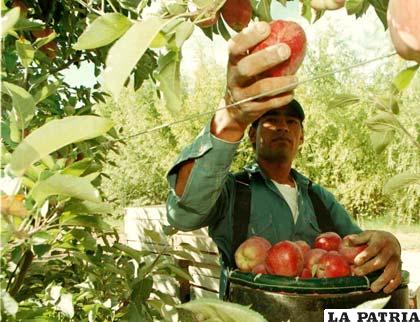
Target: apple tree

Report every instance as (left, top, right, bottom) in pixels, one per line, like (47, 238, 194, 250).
(1, 0, 418, 320)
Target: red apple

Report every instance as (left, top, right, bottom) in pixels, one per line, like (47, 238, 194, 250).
(313, 232, 342, 252)
(295, 240, 311, 257)
(251, 263, 268, 274)
(300, 267, 313, 279)
(316, 251, 351, 278)
(338, 236, 368, 264)
(303, 248, 327, 271)
(251, 20, 307, 77)
(221, 0, 252, 32)
(234, 236, 271, 272)
(265, 240, 303, 277)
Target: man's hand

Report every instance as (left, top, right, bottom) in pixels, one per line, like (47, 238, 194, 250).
(211, 21, 298, 141)
(346, 230, 402, 294)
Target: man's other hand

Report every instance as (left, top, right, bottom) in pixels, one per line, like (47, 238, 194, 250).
(346, 230, 402, 294)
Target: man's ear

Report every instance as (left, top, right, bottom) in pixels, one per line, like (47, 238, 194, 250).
(299, 127, 304, 145)
(248, 126, 256, 145)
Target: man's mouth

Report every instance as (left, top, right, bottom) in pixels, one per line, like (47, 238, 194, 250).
(272, 136, 292, 144)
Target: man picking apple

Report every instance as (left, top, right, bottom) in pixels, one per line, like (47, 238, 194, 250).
(165, 21, 402, 298)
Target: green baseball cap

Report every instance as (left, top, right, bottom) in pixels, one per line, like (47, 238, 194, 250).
(251, 99, 305, 128)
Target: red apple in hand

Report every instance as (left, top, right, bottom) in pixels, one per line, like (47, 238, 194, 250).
(338, 236, 368, 264)
(295, 240, 311, 257)
(234, 236, 271, 272)
(265, 241, 303, 277)
(251, 20, 307, 77)
(314, 232, 342, 251)
(316, 251, 351, 278)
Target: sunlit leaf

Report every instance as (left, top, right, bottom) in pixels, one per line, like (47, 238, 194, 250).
(165, 263, 192, 280)
(144, 228, 162, 243)
(365, 112, 399, 131)
(328, 94, 360, 109)
(174, 21, 194, 48)
(113, 242, 154, 261)
(30, 173, 101, 204)
(2, 81, 35, 129)
(369, 129, 394, 153)
(177, 298, 268, 322)
(103, 16, 171, 97)
(73, 13, 132, 50)
(1, 7, 20, 37)
(10, 116, 113, 176)
(16, 38, 34, 68)
(156, 51, 182, 114)
(56, 293, 74, 318)
(392, 64, 419, 92)
(383, 172, 420, 195)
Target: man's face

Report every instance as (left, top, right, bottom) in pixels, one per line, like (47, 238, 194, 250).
(249, 109, 304, 163)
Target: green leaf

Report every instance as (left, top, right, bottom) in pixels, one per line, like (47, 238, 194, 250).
(346, 0, 366, 15)
(328, 94, 360, 109)
(13, 18, 44, 31)
(32, 81, 61, 104)
(30, 173, 101, 204)
(63, 199, 113, 214)
(10, 116, 113, 176)
(143, 228, 162, 243)
(177, 298, 268, 322)
(165, 263, 192, 280)
(301, 0, 312, 23)
(217, 18, 231, 42)
(33, 30, 57, 48)
(383, 172, 420, 195)
(174, 21, 194, 48)
(251, 0, 272, 22)
(365, 112, 399, 132)
(113, 242, 154, 261)
(276, 0, 288, 6)
(73, 13, 132, 50)
(16, 38, 35, 68)
(33, 244, 51, 258)
(392, 64, 419, 92)
(2, 81, 35, 129)
(368, 0, 388, 29)
(61, 158, 92, 176)
(56, 293, 74, 318)
(1, 7, 20, 37)
(60, 214, 110, 231)
(369, 129, 394, 153)
(0, 290, 18, 317)
(153, 290, 178, 306)
(103, 16, 172, 98)
(131, 276, 153, 302)
(356, 296, 391, 309)
(156, 51, 182, 114)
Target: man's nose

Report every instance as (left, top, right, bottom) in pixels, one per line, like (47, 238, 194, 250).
(274, 117, 289, 131)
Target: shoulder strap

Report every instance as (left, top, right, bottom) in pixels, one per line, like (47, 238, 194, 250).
(307, 180, 335, 232)
(230, 171, 252, 269)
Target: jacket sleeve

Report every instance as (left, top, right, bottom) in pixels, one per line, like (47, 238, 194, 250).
(166, 122, 240, 231)
(312, 184, 363, 236)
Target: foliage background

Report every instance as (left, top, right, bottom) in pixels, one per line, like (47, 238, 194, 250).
(97, 33, 419, 225)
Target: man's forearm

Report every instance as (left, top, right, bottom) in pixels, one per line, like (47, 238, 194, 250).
(175, 159, 195, 197)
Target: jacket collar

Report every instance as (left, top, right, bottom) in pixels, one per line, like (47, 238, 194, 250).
(244, 162, 310, 189)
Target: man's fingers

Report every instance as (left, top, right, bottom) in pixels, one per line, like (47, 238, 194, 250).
(228, 21, 270, 59)
(382, 272, 402, 294)
(354, 247, 392, 275)
(245, 94, 295, 115)
(234, 75, 298, 101)
(236, 44, 291, 78)
(370, 256, 401, 293)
